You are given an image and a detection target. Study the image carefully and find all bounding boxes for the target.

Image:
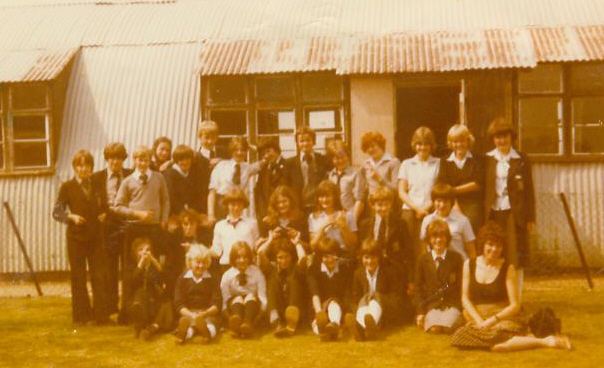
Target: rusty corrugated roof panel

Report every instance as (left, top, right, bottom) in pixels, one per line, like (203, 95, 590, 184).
(0, 48, 78, 82)
(341, 30, 536, 74)
(575, 25, 604, 60)
(199, 37, 340, 75)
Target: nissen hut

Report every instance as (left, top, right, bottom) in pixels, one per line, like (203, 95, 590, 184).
(1, 0, 604, 275)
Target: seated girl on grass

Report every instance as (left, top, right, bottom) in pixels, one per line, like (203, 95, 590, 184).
(174, 244, 221, 345)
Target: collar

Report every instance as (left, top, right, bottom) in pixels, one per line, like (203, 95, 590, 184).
(173, 164, 189, 177)
(226, 215, 243, 227)
(133, 169, 152, 180)
(320, 262, 339, 277)
(447, 151, 472, 162)
(184, 269, 211, 283)
(366, 267, 379, 279)
(75, 176, 85, 184)
(200, 146, 214, 160)
(432, 249, 447, 261)
(369, 152, 392, 167)
(108, 168, 122, 178)
(487, 148, 521, 162)
(410, 154, 439, 165)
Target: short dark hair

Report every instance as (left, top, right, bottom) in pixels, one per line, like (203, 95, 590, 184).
(487, 117, 517, 140)
(431, 183, 456, 202)
(257, 136, 281, 156)
(269, 238, 298, 263)
(172, 144, 194, 162)
(316, 237, 340, 258)
(72, 149, 94, 169)
(295, 126, 316, 144)
(152, 136, 172, 158)
(103, 142, 127, 160)
(131, 237, 152, 260)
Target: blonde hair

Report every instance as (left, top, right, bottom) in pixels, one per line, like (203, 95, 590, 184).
(132, 145, 152, 160)
(186, 243, 212, 270)
(197, 120, 219, 139)
(447, 124, 475, 149)
(326, 138, 348, 159)
(411, 126, 436, 152)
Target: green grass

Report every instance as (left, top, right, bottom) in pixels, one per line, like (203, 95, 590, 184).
(1, 277, 603, 368)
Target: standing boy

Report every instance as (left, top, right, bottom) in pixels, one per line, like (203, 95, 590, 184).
(92, 142, 133, 317)
(163, 144, 201, 216)
(53, 150, 110, 324)
(254, 136, 288, 225)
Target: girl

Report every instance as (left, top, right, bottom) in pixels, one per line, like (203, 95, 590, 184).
(347, 238, 403, 341)
(326, 139, 366, 222)
(437, 124, 483, 232)
(307, 238, 351, 342)
(257, 185, 308, 260)
(129, 237, 173, 340)
(398, 126, 440, 266)
(452, 222, 571, 351)
(308, 180, 357, 261)
(483, 117, 535, 294)
(174, 244, 221, 344)
(414, 220, 463, 334)
(360, 131, 400, 193)
(259, 238, 303, 338)
(151, 136, 172, 172)
(221, 241, 267, 338)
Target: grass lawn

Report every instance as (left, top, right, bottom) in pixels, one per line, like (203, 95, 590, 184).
(1, 276, 602, 368)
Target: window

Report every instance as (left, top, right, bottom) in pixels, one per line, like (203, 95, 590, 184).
(0, 83, 53, 174)
(203, 73, 347, 158)
(516, 63, 604, 159)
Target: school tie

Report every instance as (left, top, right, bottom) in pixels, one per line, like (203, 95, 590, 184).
(228, 218, 241, 228)
(209, 150, 216, 160)
(237, 270, 247, 286)
(336, 170, 344, 188)
(232, 163, 241, 185)
(302, 154, 313, 185)
(81, 178, 92, 199)
(140, 173, 148, 186)
(436, 256, 444, 270)
(378, 218, 386, 243)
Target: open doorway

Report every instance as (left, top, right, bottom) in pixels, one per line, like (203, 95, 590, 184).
(395, 85, 460, 159)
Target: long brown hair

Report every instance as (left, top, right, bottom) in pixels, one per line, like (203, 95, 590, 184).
(263, 185, 303, 228)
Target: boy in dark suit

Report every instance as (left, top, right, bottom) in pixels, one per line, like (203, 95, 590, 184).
(163, 144, 200, 216)
(346, 238, 404, 341)
(254, 136, 288, 226)
(91, 142, 133, 317)
(414, 219, 463, 334)
(285, 126, 331, 216)
(53, 150, 110, 324)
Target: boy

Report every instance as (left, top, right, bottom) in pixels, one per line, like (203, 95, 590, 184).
(347, 238, 403, 341)
(254, 136, 288, 226)
(420, 183, 476, 260)
(113, 145, 170, 321)
(53, 149, 109, 324)
(163, 144, 201, 215)
(285, 126, 331, 215)
(91, 142, 133, 317)
(326, 138, 366, 221)
(191, 120, 226, 214)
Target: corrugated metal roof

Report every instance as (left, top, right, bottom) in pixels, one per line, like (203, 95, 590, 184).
(198, 37, 341, 75)
(0, 48, 78, 82)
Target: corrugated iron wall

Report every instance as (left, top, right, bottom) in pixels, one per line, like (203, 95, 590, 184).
(1, 42, 203, 273)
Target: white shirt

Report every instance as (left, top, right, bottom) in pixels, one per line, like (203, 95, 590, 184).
(183, 269, 212, 284)
(420, 210, 475, 260)
(308, 210, 357, 253)
(366, 267, 379, 294)
(106, 169, 122, 205)
(209, 159, 256, 196)
(321, 262, 340, 278)
(431, 250, 448, 268)
(210, 216, 259, 265)
(398, 155, 440, 210)
(373, 214, 383, 240)
(447, 151, 473, 170)
(328, 166, 366, 211)
(486, 148, 521, 211)
(220, 265, 267, 311)
(200, 146, 216, 160)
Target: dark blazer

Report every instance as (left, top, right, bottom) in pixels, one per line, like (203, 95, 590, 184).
(254, 157, 289, 224)
(285, 152, 331, 209)
(358, 214, 412, 281)
(484, 151, 535, 227)
(306, 261, 351, 306)
(413, 250, 463, 314)
(191, 147, 228, 214)
(52, 178, 102, 241)
(91, 168, 133, 221)
(351, 263, 403, 321)
(163, 166, 202, 215)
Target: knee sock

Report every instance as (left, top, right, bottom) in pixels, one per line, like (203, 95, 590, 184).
(207, 322, 217, 338)
(327, 301, 342, 325)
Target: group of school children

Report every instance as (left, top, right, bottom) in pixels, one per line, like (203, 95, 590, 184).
(53, 116, 537, 345)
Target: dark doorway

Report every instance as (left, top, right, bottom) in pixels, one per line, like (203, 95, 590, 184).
(396, 85, 460, 160)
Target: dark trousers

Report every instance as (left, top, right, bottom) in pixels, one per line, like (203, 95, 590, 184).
(131, 289, 174, 331)
(268, 272, 302, 321)
(120, 223, 164, 321)
(67, 236, 109, 323)
(103, 221, 126, 315)
(489, 210, 530, 268)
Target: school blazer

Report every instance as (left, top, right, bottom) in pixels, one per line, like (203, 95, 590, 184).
(285, 153, 331, 206)
(254, 157, 289, 222)
(351, 264, 403, 314)
(358, 214, 412, 281)
(52, 178, 102, 242)
(413, 251, 463, 314)
(91, 168, 133, 220)
(484, 152, 536, 227)
(163, 166, 203, 215)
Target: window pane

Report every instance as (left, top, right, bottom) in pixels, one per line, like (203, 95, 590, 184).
(569, 63, 604, 95)
(306, 108, 342, 132)
(209, 110, 247, 136)
(518, 64, 562, 94)
(572, 97, 604, 154)
(13, 115, 47, 140)
(302, 74, 342, 102)
(208, 78, 246, 104)
(13, 142, 48, 167)
(256, 77, 294, 103)
(11, 84, 47, 110)
(257, 110, 295, 134)
(519, 98, 562, 154)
